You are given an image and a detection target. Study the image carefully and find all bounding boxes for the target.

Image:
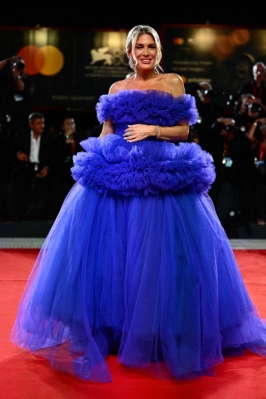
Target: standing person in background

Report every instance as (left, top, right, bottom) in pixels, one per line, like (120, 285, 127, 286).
(12, 112, 54, 220)
(10, 25, 266, 383)
(206, 116, 259, 235)
(0, 56, 34, 138)
(195, 82, 224, 149)
(232, 93, 256, 131)
(48, 115, 83, 219)
(247, 117, 266, 225)
(0, 113, 13, 221)
(54, 115, 82, 181)
(232, 93, 265, 139)
(236, 62, 266, 116)
(186, 81, 224, 149)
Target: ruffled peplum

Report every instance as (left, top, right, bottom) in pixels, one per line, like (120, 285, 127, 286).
(72, 90, 216, 196)
(72, 136, 215, 195)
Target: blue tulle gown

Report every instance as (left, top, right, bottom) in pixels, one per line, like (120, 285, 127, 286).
(10, 90, 266, 382)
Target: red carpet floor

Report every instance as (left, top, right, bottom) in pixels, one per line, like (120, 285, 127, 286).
(0, 249, 266, 399)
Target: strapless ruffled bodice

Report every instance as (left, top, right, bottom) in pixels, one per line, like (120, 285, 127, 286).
(71, 90, 215, 196)
(96, 89, 199, 138)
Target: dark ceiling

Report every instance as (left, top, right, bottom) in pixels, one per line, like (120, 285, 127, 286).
(0, 0, 265, 31)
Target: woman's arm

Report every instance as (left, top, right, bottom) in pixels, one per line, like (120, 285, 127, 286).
(247, 122, 259, 145)
(124, 74, 189, 143)
(98, 80, 126, 139)
(247, 117, 266, 146)
(124, 123, 189, 143)
(98, 120, 114, 139)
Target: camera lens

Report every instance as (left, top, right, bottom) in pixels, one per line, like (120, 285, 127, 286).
(17, 61, 25, 70)
(224, 125, 235, 133)
(248, 103, 262, 112)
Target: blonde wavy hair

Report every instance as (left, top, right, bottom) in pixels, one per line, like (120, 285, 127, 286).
(125, 25, 163, 73)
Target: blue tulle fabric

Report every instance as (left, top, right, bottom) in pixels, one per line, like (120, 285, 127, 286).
(10, 90, 266, 382)
(72, 90, 214, 196)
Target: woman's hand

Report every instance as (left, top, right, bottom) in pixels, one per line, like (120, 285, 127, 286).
(123, 124, 156, 142)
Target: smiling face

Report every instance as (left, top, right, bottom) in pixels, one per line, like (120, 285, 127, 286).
(126, 25, 162, 73)
(129, 34, 157, 72)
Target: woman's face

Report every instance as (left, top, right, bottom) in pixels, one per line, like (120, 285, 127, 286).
(62, 118, 75, 133)
(131, 34, 157, 71)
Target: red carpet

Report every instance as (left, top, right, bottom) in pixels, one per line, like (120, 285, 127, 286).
(0, 249, 266, 399)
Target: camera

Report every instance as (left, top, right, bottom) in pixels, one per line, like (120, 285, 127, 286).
(224, 125, 236, 134)
(9, 56, 25, 72)
(203, 89, 226, 98)
(189, 116, 202, 134)
(216, 122, 236, 134)
(222, 157, 233, 168)
(248, 103, 262, 113)
(0, 57, 25, 78)
(10, 59, 25, 71)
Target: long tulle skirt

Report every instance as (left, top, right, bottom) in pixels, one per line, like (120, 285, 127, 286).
(10, 182, 266, 382)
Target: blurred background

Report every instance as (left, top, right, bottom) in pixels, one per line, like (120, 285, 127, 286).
(1, 0, 266, 239)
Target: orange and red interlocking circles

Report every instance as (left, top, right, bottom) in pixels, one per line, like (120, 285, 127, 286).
(18, 45, 64, 76)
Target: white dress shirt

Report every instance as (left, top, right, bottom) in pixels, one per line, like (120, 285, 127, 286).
(29, 131, 41, 164)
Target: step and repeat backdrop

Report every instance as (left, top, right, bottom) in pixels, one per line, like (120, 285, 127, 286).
(162, 24, 266, 96)
(0, 28, 131, 111)
(1, 24, 266, 111)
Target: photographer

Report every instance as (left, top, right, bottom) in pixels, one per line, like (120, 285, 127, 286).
(247, 118, 266, 224)
(233, 94, 266, 138)
(235, 62, 266, 116)
(0, 55, 34, 137)
(233, 93, 255, 127)
(186, 82, 224, 149)
(0, 112, 13, 221)
(206, 117, 259, 236)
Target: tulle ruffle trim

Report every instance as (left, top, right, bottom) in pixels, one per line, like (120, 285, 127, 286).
(96, 90, 199, 126)
(71, 135, 215, 196)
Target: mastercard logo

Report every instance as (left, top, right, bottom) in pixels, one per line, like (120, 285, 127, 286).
(18, 45, 64, 76)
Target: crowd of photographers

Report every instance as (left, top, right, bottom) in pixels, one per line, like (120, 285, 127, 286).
(187, 61, 266, 236)
(1, 56, 266, 237)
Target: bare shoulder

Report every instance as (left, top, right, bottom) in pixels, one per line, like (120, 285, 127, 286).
(163, 73, 185, 97)
(109, 79, 128, 94)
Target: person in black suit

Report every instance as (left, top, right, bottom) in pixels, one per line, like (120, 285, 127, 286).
(12, 112, 54, 220)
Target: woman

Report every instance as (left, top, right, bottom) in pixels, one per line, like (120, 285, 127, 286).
(48, 115, 83, 219)
(10, 25, 266, 382)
